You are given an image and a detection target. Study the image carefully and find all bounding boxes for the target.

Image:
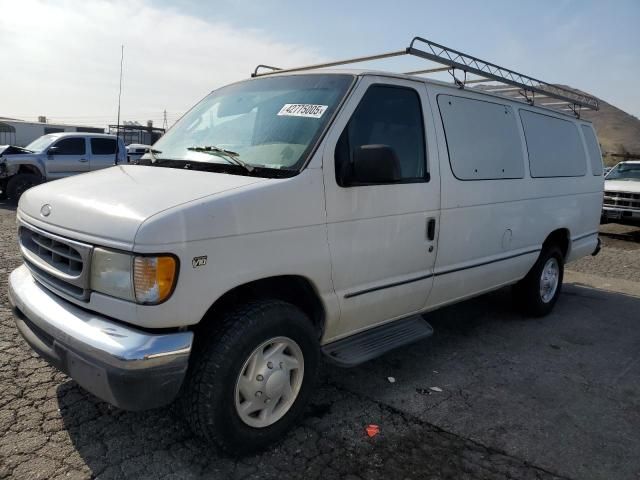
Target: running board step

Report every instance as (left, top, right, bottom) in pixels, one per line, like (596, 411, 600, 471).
(322, 315, 434, 367)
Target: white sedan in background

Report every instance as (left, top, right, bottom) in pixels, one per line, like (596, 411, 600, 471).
(126, 144, 153, 163)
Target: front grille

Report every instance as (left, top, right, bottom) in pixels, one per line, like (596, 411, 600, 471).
(21, 229, 83, 275)
(23, 258, 86, 298)
(603, 191, 640, 210)
(18, 223, 93, 301)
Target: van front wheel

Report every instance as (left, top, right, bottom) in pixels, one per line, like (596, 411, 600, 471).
(514, 246, 564, 317)
(180, 300, 320, 454)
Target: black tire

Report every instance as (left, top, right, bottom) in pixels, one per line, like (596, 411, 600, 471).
(179, 299, 320, 454)
(514, 246, 564, 317)
(6, 173, 41, 200)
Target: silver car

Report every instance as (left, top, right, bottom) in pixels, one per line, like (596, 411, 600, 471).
(0, 132, 126, 199)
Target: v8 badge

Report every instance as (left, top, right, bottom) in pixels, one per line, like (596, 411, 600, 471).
(192, 256, 207, 268)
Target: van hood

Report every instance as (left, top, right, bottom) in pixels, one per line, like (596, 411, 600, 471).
(18, 165, 267, 246)
(604, 179, 640, 194)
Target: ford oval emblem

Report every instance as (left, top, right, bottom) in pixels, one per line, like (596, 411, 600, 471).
(40, 204, 52, 217)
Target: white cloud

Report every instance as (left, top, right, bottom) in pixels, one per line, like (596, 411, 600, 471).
(0, 0, 322, 127)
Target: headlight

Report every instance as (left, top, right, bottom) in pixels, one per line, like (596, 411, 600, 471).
(91, 248, 135, 301)
(90, 248, 177, 304)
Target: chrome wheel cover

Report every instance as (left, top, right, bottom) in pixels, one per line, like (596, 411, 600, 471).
(234, 336, 304, 428)
(540, 257, 560, 303)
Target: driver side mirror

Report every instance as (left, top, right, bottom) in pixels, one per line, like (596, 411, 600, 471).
(349, 144, 402, 185)
(47, 146, 59, 156)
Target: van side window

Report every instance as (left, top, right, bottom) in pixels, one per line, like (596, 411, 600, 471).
(335, 85, 427, 186)
(91, 138, 117, 155)
(437, 95, 524, 180)
(53, 138, 85, 155)
(581, 125, 603, 176)
(520, 110, 586, 178)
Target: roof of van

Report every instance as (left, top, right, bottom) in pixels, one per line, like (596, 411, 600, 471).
(256, 69, 594, 122)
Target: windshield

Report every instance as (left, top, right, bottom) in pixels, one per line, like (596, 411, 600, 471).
(150, 74, 354, 173)
(25, 134, 57, 153)
(606, 163, 640, 181)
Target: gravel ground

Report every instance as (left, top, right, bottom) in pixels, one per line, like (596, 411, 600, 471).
(568, 223, 640, 282)
(1, 202, 638, 479)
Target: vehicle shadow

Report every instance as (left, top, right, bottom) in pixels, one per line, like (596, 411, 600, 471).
(600, 222, 640, 243)
(56, 283, 640, 479)
(324, 281, 640, 394)
(323, 282, 640, 480)
(57, 373, 484, 479)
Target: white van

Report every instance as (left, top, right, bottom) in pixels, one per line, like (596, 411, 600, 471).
(8, 38, 603, 453)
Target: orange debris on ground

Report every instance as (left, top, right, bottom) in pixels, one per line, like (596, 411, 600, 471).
(366, 424, 380, 437)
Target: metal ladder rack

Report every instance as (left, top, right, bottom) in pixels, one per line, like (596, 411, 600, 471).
(252, 36, 598, 117)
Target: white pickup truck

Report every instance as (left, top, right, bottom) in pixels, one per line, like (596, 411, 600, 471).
(0, 132, 126, 199)
(602, 161, 640, 222)
(8, 39, 603, 453)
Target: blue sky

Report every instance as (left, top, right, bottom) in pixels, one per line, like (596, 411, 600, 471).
(1, 0, 639, 126)
(173, 0, 640, 111)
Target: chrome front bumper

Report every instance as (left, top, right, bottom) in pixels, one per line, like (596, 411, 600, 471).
(602, 206, 640, 220)
(8, 265, 193, 410)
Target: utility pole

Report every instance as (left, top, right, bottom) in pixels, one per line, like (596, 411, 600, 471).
(115, 45, 124, 164)
(163, 109, 168, 131)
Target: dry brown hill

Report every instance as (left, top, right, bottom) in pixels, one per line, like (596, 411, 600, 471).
(578, 93, 640, 165)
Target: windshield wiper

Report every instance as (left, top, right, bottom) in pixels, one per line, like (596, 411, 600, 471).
(146, 148, 163, 163)
(134, 148, 164, 165)
(187, 145, 254, 173)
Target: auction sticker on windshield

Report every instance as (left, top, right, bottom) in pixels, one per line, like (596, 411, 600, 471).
(277, 104, 328, 118)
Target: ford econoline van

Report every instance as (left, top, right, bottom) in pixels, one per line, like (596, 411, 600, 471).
(8, 38, 603, 453)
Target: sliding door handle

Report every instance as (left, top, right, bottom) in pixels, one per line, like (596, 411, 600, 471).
(427, 218, 436, 241)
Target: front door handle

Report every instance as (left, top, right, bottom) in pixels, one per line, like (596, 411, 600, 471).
(79, 158, 88, 163)
(427, 218, 436, 241)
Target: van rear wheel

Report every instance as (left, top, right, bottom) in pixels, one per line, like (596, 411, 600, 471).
(514, 246, 564, 317)
(179, 300, 319, 454)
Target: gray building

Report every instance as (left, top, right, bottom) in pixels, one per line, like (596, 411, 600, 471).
(0, 117, 104, 147)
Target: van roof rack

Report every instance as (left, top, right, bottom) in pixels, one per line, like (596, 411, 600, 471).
(252, 36, 598, 117)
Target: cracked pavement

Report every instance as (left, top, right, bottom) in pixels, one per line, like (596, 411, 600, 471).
(1, 203, 639, 479)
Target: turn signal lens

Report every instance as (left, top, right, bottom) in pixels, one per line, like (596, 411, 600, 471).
(133, 256, 177, 304)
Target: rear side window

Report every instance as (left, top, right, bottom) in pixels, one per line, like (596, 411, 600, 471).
(581, 125, 603, 176)
(520, 110, 586, 177)
(91, 138, 117, 155)
(335, 84, 427, 186)
(437, 95, 524, 180)
(53, 137, 85, 155)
